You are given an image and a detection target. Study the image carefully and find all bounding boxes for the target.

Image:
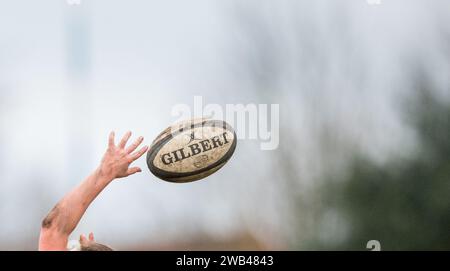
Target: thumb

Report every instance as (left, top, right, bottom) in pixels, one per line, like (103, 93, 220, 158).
(127, 167, 142, 176)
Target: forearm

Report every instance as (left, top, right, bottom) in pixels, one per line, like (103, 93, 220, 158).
(41, 169, 113, 237)
(39, 131, 147, 250)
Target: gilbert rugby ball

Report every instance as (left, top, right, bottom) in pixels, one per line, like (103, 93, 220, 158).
(147, 118, 237, 183)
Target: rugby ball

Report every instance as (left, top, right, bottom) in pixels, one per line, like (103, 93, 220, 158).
(146, 118, 237, 183)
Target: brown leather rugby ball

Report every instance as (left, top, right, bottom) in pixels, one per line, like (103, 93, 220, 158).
(147, 118, 237, 183)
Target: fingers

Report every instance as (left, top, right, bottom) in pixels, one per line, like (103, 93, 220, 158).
(127, 167, 142, 176)
(119, 131, 132, 149)
(80, 234, 87, 244)
(89, 232, 95, 241)
(125, 136, 144, 154)
(130, 145, 149, 162)
(108, 131, 115, 147)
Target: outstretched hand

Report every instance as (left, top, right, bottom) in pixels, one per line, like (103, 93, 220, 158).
(98, 131, 149, 180)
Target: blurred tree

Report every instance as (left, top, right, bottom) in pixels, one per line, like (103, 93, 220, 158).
(314, 84, 450, 250)
(229, 1, 450, 250)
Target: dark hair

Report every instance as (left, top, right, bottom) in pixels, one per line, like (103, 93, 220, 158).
(81, 242, 114, 251)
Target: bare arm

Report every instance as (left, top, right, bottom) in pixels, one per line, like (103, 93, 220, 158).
(39, 131, 148, 251)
